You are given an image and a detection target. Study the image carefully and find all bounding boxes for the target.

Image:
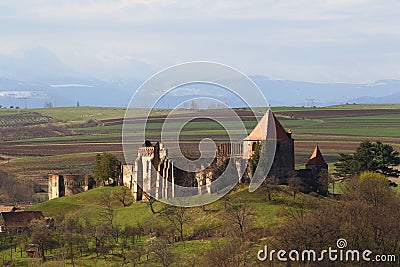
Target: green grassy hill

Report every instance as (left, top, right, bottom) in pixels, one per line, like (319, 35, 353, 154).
(21, 184, 326, 266)
(28, 184, 315, 230)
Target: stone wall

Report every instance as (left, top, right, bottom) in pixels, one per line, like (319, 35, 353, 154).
(48, 174, 95, 200)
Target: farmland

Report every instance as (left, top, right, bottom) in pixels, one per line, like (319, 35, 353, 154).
(1, 104, 400, 201)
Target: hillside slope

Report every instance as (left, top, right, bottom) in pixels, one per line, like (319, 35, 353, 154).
(28, 185, 324, 233)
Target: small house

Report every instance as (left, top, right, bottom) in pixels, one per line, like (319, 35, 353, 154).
(0, 211, 44, 233)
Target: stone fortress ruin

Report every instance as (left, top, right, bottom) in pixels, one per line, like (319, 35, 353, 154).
(49, 109, 328, 200)
(121, 109, 328, 201)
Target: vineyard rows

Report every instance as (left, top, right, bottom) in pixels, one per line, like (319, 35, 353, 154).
(0, 112, 52, 127)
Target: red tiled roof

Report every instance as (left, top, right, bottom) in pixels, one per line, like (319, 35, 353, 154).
(0, 206, 16, 213)
(0, 211, 44, 228)
(244, 109, 291, 141)
(306, 145, 327, 166)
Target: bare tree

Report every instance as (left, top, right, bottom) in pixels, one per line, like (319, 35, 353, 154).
(30, 219, 57, 262)
(203, 239, 250, 267)
(84, 220, 112, 259)
(126, 242, 146, 266)
(161, 206, 190, 242)
(0, 170, 36, 204)
(288, 174, 302, 199)
(149, 238, 173, 267)
(262, 175, 279, 201)
(328, 173, 337, 195)
(222, 197, 254, 240)
(273, 172, 400, 262)
(145, 194, 158, 214)
(98, 189, 122, 245)
(98, 190, 115, 226)
(114, 186, 132, 207)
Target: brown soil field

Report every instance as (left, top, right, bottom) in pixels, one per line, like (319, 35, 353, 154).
(0, 143, 123, 156)
(102, 109, 260, 126)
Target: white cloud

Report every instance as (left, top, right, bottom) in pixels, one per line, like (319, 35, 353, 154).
(171, 87, 201, 96)
(0, 0, 400, 82)
(50, 84, 93, 88)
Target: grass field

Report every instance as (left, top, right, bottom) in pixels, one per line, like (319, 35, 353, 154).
(30, 107, 127, 122)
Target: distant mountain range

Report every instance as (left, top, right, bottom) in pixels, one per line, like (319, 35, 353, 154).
(250, 76, 400, 106)
(349, 92, 400, 104)
(0, 76, 399, 108)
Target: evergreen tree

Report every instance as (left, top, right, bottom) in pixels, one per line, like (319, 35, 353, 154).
(334, 141, 400, 178)
(250, 141, 261, 174)
(373, 141, 400, 176)
(94, 153, 120, 185)
(334, 153, 357, 178)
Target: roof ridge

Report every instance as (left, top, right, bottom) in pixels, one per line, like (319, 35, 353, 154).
(244, 109, 290, 141)
(307, 145, 327, 166)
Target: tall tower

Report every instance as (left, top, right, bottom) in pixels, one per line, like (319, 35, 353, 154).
(306, 145, 328, 195)
(306, 145, 328, 173)
(242, 109, 294, 183)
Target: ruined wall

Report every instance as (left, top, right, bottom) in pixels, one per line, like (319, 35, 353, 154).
(48, 174, 94, 200)
(48, 174, 64, 200)
(122, 164, 134, 189)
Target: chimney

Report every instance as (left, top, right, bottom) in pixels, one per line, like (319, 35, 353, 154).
(287, 129, 292, 138)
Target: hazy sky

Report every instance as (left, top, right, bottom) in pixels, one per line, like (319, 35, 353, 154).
(1, 0, 400, 83)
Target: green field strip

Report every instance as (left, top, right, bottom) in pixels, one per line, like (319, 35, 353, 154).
(10, 151, 121, 163)
(326, 104, 400, 110)
(0, 109, 30, 115)
(280, 119, 321, 128)
(323, 113, 400, 121)
(292, 127, 400, 137)
(74, 125, 124, 131)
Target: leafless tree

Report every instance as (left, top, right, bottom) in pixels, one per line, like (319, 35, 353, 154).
(145, 194, 158, 214)
(126, 242, 146, 266)
(203, 239, 250, 267)
(222, 197, 254, 240)
(98, 190, 115, 226)
(288, 173, 302, 199)
(0, 170, 36, 204)
(30, 219, 57, 262)
(328, 173, 337, 195)
(149, 238, 173, 267)
(84, 220, 112, 259)
(161, 205, 190, 242)
(114, 186, 132, 207)
(262, 175, 279, 201)
(273, 172, 400, 262)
